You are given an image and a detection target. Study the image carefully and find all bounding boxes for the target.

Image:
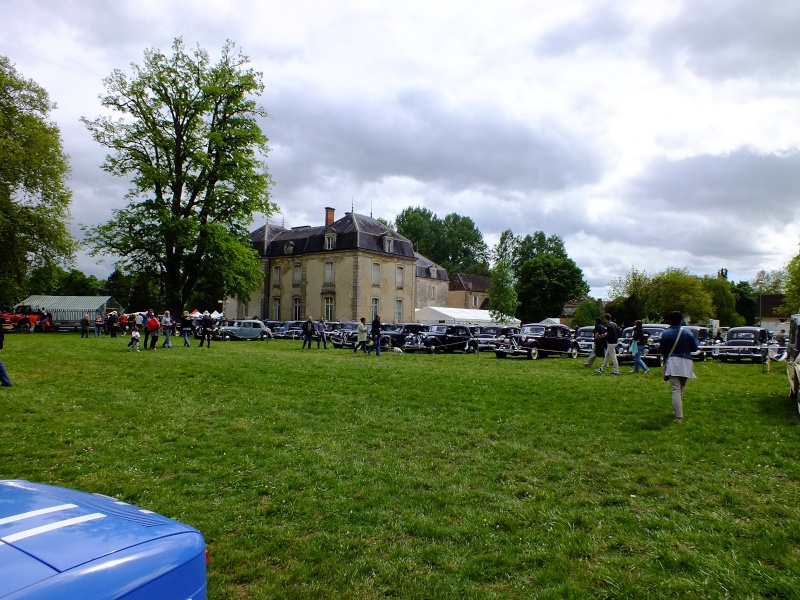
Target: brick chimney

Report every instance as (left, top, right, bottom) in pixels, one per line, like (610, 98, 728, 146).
(325, 207, 335, 227)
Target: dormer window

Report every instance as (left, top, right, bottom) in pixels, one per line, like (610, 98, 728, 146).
(382, 235, 394, 254)
(325, 232, 336, 250)
(284, 241, 295, 254)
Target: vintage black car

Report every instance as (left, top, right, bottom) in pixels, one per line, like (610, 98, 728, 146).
(273, 320, 305, 339)
(716, 326, 768, 362)
(331, 322, 360, 348)
(684, 326, 712, 361)
(403, 324, 478, 354)
(475, 325, 520, 352)
(381, 323, 428, 348)
(574, 326, 595, 355)
(615, 324, 669, 365)
(495, 323, 579, 359)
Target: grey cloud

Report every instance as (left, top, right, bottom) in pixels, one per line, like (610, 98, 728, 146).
(264, 86, 603, 200)
(651, 0, 800, 80)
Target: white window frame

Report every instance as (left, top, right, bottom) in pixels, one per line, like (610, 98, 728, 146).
(371, 298, 380, 321)
(292, 297, 301, 320)
(324, 297, 334, 321)
(395, 299, 403, 323)
(395, 266, 404, 289)
(372, 263, 381, 286)
(272, 265, 281, 287)
(324, 261, 334, 284)
(273, 297, 281, 320)
(293, 264, 302, 286)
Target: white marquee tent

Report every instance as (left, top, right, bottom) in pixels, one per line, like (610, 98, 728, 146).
(413, 306, 521, 327)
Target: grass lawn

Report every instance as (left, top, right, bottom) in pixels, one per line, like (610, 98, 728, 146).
(1, 333, 798, 598)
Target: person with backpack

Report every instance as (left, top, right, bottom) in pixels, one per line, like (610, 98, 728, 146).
(596, 313, 621, 375)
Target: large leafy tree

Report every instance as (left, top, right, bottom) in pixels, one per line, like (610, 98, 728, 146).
(516, 254, 589, 323)
(82, 39, 276, 314)
(395, 207, 489, 275)
(645, 268, 713, 322)
(701, 274, 744, 327)
(0, 56, 75, 307)
(572, 298, 605, 327)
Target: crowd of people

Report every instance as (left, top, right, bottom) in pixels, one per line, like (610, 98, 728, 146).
(79, 309, 218, 351)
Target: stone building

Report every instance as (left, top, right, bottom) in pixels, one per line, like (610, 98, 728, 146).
(447, 273, 491, 310)
(226, 208, 430, 323)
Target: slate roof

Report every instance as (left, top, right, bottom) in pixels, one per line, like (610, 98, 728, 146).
(415, 252, 449, 281)
(256, 212, 415, 259)
(449, 272, 491, 293)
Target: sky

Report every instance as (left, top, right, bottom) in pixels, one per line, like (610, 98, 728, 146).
(4, 0, 800, 298)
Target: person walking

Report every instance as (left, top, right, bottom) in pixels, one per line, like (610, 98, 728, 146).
(142, 309, 155, 349)
(660, 311, 698, 421)
(146, 313, 161, 351)
(107, 311, 118, 338)
(316, 317, 328, 349)
(631, 320, 650, 374)
(129, 326, 141, 352)
(180, 311, 194, 347)
(301, 316, 315, 349)
(583, 317, 607, 368)
(0, 327, 12, 387)
(369, 314, 383, 356)
(199, 311, 214, 348)
(80, 314, 91, 339)
(160, 311, 174, 348)
(354, 317, 370, 353)
(596, 313, 621, 375)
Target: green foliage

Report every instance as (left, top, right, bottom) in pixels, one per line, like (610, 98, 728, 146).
(512, 231, 567, 278)
(516, 254, 589, 323)
(488, 260, 519, 323)
(732, 280, 757, 325)
(702, 275, 744, 327)
(2, 336, 799, 598)
(0, 55, 75, 307)
(753, 267, 787, 294)
(81, 39, 276, 314)
(645, 268, 713, 322)
(395, 207, 489, 275)
(572, 298, 604, 327)
(779, 254, 800, 316)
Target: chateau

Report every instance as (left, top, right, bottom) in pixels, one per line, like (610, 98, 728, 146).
(224, 207, 450, 323)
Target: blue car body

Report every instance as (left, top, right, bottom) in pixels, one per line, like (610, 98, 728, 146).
(0, 480, 206, 599)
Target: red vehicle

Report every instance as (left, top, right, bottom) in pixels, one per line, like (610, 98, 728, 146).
(1, 305, 43, 333)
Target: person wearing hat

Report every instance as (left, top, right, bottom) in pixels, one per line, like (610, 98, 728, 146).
(199, 311, 214, 348)
(180, 310, 194, 347)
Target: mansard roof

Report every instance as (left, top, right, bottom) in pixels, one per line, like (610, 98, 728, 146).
(252, 211, 415, 259)
(415, 252, 449, 281)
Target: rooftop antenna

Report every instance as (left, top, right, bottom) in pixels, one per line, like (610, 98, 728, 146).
(370, 200, 373, 218)
(281, 211, 285, 228)
(351, 194, 354, 213)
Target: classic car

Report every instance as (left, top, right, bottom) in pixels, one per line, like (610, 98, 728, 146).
(273, 320, 305, 339)
(615, 324, 669, 365)
(403, 324, 478, 354)
(219, 319, 271, 340)
(0, 479, 206, 599)
(716, 326, 768, 362)
(574, 326, 595, 355)
(684, 326, 712, 361)
(494, 323, 579, 359)
(475, 325, 520, 352)
(331, 322, 360, 348)
(380, 323, 428, 349)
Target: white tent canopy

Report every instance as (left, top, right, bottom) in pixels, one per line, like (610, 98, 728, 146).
(413, 306, 521, 327)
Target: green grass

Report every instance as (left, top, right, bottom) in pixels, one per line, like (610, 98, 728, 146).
(1, 334, 798, 598)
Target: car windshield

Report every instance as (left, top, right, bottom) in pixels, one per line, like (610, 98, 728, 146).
(521, 326, 545, 335)
(429, 325, 447, 334)
(576, 329, 593, 339)
(481, 327, 501, 336)
(730, 331, 755, 340)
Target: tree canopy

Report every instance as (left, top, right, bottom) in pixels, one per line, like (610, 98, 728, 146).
(488, 260, 519, 324)
(82, 39, 276, 313)
(395, 206, 489, 275)
(0, 56, 75, 307)
(516, 254, 589, 323)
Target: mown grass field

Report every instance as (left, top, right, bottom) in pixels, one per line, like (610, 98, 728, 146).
(1, 333, 798, 598)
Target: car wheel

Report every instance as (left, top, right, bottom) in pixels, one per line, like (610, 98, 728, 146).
(527, 347, 539, 360)
(495, 351, 507, 359)
(567, 346, 578, 359)
(426, 344, 436, 354)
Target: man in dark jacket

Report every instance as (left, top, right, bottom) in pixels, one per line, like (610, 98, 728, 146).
(596, 313, 621, 375)
(369, 315, 383, 356)
(0, 327, 11, 387)
(199, 311, 214, 348)
(301, 316, 315, 349)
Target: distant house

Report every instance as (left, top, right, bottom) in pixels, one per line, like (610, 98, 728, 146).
(559, 296, 595, 327)
(415, 253, 449, 309)
(758, 294, 789, 332)
(448, 273, 491, 310)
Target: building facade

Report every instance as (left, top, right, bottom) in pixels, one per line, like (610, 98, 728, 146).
(447, 273, 491, 310)
(226, 208, 428, 323)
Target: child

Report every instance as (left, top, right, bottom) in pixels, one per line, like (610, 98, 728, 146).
(129, 326, 141, 352)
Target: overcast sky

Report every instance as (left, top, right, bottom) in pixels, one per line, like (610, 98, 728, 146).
(4, 0, 800, 298)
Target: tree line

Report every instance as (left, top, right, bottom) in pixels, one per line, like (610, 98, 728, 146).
(2, 41, 798, 324)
